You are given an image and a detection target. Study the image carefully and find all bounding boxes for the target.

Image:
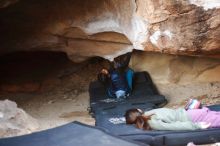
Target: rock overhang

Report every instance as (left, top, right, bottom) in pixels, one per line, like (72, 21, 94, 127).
(0, 0, 220, 62)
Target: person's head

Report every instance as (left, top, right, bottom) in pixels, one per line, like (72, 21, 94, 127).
(125, 108, 143, 124)
(125, 108, 152, 130)
(101, 68, 109, 75)
(135, 115, 152, 130)
(98, 68, 109, 83)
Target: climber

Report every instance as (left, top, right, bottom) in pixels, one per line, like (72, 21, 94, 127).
(98, 52, 134, 99)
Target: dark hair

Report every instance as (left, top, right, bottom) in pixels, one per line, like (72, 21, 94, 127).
(135, 115, 152, 130)
(125, 108, 152, 130)
(98, 72, 108, 83)
(125, 108, 143, 124)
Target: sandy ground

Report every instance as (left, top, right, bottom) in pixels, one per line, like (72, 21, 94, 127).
(0, 91, 95, 131)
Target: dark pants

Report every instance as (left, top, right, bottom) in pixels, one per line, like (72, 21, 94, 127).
(107, 68, 134, 98)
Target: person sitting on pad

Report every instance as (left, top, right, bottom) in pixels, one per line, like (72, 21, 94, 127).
(98, 53, 134, 99)
(125, 106, 220, 131)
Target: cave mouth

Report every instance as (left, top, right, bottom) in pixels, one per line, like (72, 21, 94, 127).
(0, 51, 108, 93)
(0, 50, 112, 133)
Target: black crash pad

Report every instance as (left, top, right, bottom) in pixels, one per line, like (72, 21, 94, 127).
(0, 121, 148, 146)
(95, 102, 156, 135)
(96, 104, 220, 146)
(89, 71, 167, 114)
(89, 71, 167, 134)
(122, 128, 220, 146)
(89, 71, 220, 146)
(207, 104, 220, 111)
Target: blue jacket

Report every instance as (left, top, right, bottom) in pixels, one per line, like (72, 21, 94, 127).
(108, 70, 130, 98)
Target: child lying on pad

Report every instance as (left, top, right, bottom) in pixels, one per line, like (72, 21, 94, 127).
(125, 107, 220, 131)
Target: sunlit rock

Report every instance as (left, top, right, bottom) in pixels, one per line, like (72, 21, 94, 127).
(0, 0, 219, 61)
(0, 100, 39, 138)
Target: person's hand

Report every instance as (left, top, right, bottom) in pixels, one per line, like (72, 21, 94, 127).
(198, 122, 211, 129)
(101, 69, 109, 74)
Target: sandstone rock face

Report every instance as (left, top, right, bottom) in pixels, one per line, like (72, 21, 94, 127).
(0, 100, 39, 138)
(136, 0, 220, 57)
(131, 52, 220, 100)
(0, 0, 220, 61)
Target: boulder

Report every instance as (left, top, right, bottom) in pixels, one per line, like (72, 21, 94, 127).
(0, 100, 39, 138)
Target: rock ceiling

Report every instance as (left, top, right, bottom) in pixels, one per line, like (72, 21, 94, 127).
(0, 0, 220, 61)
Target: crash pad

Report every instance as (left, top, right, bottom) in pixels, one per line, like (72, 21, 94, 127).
(0, 121, 148, 146)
